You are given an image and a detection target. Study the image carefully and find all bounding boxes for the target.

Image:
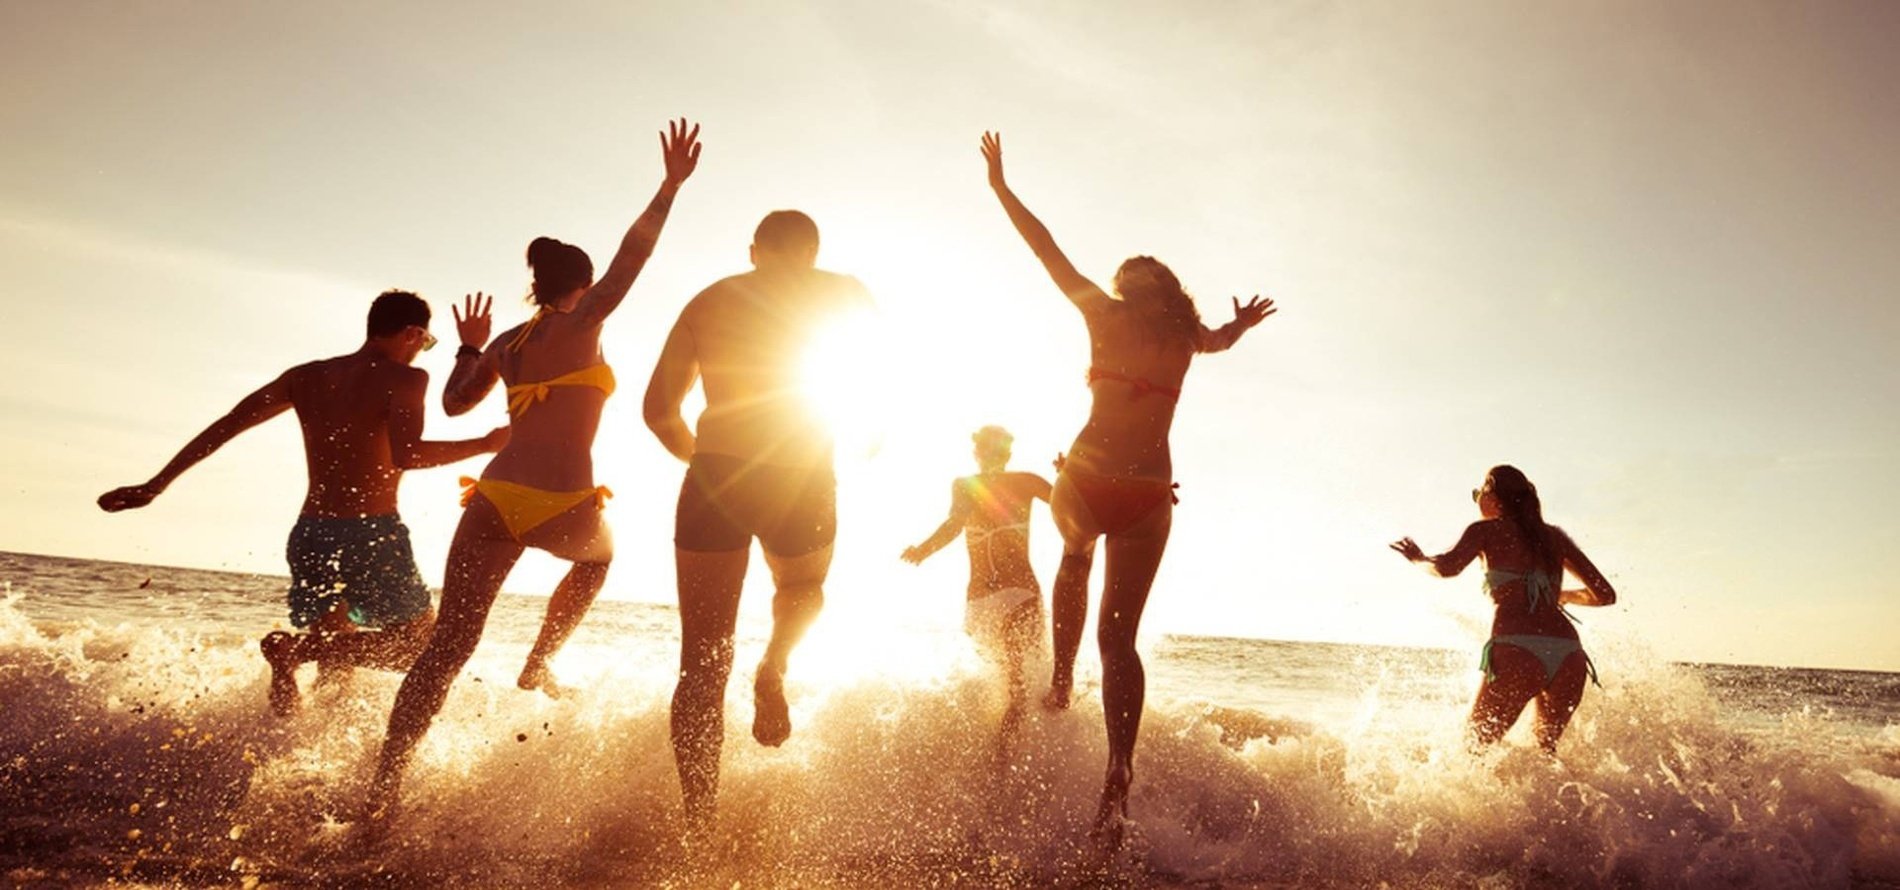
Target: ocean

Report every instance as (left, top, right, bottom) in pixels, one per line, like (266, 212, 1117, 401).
(2, 550, 1896, 888)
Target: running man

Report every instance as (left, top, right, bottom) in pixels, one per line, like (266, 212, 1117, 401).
(643, 209, 874, 831)
(98, 290, 508, 714)
(902, 425, 1051, 757)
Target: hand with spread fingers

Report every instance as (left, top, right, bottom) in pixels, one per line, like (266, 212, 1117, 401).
(661, 118, 703, 187)
(453, 292, 493, 349)
(1389, 537, 1426, 562)
(1231, 295, 1277, 330)
(981, 131, 1007, 191)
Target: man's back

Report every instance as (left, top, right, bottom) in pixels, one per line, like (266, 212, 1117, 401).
(287, 352, 418, 517)
(686, 267, 872, 468)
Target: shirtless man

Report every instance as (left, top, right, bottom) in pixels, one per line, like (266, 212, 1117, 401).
(902, 425, 1051, 756)
(99, 290, 508, 714)
(644, 210, 875, 831)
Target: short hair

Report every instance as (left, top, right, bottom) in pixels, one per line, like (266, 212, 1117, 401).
(366, 290, 430, 338)
(973, 425, 1014, 451)
(753, 210, 820, 255)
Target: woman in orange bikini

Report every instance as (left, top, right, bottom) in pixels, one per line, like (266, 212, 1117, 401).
(980, 132, 1277, 845)
(1390, 465, 1618, 752)
(368, 119, 701, 814)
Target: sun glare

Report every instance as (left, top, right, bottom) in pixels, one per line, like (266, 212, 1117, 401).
(798, 311, 899, 462)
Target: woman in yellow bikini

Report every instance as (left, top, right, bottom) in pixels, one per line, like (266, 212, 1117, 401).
(368, 119, 701, 815)
(1391, 465, 1618, 752)
(979, 132, 1278, 847)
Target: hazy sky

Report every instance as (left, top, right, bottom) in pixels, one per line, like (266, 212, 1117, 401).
(3, 1, 1896, 671)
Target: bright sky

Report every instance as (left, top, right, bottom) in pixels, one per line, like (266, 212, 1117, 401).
(2, 1, 1895, 672)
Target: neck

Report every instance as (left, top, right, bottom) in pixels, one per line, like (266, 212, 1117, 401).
(360, 340, 403, 362)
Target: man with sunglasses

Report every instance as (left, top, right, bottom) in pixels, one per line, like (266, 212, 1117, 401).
(99, 289, 509, 715)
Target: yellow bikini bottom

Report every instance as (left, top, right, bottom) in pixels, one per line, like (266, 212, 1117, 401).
(461, 477, 612, 541)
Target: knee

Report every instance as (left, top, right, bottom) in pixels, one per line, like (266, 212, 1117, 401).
(680, 640, 735, 679)
(1096, 625, 1140, 661)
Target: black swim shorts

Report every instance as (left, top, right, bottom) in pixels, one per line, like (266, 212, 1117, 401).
(674, 453, 837, 557)
(285, 513, 433, 629)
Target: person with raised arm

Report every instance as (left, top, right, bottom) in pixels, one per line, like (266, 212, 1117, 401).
(980, 131, 1277, 848)
(366, 119, 701, 817)
(901, 425, 1051, 759)
(1390, 465, 1618, 752)
(99, 290, 508, 715)
(643, 209, 875, 834)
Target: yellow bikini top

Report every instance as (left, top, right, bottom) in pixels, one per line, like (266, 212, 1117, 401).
(501, 308, 615, 417)
(506, 364, 616, 417)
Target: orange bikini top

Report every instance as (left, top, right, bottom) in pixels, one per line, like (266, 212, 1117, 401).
(1087, 367, 1181, 403)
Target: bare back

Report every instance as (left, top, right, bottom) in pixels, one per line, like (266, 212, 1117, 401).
(480, 312, 609, 491)
(1067, 301, 1195, 479)
(285, 354, 419, 517)
(959, 471, 1047, 594)
(684, 268, 873, 468)
(1474, 519, 1581, 640)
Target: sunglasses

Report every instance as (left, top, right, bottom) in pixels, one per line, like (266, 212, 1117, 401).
(411, 326, 438, 351)
(1471, 487, 1487, 502)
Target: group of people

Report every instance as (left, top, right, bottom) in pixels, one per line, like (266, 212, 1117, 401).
(98, 121, 1617, 848)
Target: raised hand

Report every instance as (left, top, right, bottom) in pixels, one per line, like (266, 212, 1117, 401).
(1231, 295, 1278, 330)
(452, 292, 493, 348)
(661, 118, 702, 187)
(99, 483, 163, 513)
(1389, 537, 1425, 562)
(981, 131, 1006, 190)
(900, 545, 926, 565)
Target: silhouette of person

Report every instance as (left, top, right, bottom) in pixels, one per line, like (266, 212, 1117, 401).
(902, 425, 1051, 758)
(1391, 465, 1617, 751)
(643, 208, 875, 834)
(980, 131, 1277, 847)
(99, 290, 508, 715)
(367, 119, 701, 817)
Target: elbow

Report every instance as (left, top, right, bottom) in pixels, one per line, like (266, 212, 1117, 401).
(1597, 588, 1618, 607)
(442, 394, 473, 417)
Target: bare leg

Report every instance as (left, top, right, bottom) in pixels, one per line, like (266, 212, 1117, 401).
(994, 601, 1040, 768)
(671, 546, 747, 836)
(518, 561, 611, 696)
(1091, 506, 1170, 849)
(752, 544, 833, 747)
(260, 631, 303, 716)
(1531, 653, 1590, 753)
(368, 505, 522, 816)
(1466, 646, 1545, 749)
(261, 605, 436, 716)
(1046, 550, 1094, 710)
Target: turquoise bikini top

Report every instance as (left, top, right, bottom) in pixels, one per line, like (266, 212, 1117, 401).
(1483, 568, 1560, 615)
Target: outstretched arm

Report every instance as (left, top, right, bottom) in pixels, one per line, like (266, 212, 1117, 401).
(388, 368, 509, 469)
(573, 118, 703, 327)
(981, 131, 1111, 313)
(98, 373, 295, 511)
(443, 292, 503, 416)
(1555, 527, 1617, 606)
(902, 481, 974, 564)
(643, 311, 700, 463)
(1198, 295, 1278, 353)
(1390, 521, 1485, 578)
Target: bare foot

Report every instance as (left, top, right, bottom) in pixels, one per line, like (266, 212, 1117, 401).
(1089, 763, 1132, 852)
(260, 631, 304, 716)
(517, 659, 569, 699)
(1042, 679, 1073, 711)
(752, 668, 791, 747)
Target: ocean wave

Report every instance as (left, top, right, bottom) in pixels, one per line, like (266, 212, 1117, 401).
(2, 595, 1896, 888)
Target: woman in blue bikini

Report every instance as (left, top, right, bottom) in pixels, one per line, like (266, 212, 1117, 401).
(1391, 465, 1618, 751)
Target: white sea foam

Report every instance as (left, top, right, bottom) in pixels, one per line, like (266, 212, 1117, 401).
(3, 574, 1898, 887)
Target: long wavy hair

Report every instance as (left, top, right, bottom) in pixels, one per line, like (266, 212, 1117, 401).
(1111, 256, 1201, 349)
(1486, 465, 1559, 574)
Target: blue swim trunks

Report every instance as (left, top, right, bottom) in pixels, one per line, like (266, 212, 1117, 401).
(285, 514, 433, 629)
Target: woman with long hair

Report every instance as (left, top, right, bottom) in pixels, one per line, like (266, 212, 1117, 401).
(367, 119, 701, 814)
(1390, 465, 1618, 751)
(980, 132, 1277, 845)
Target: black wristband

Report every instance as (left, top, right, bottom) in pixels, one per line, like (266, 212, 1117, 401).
(455, 344, 481, 360)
